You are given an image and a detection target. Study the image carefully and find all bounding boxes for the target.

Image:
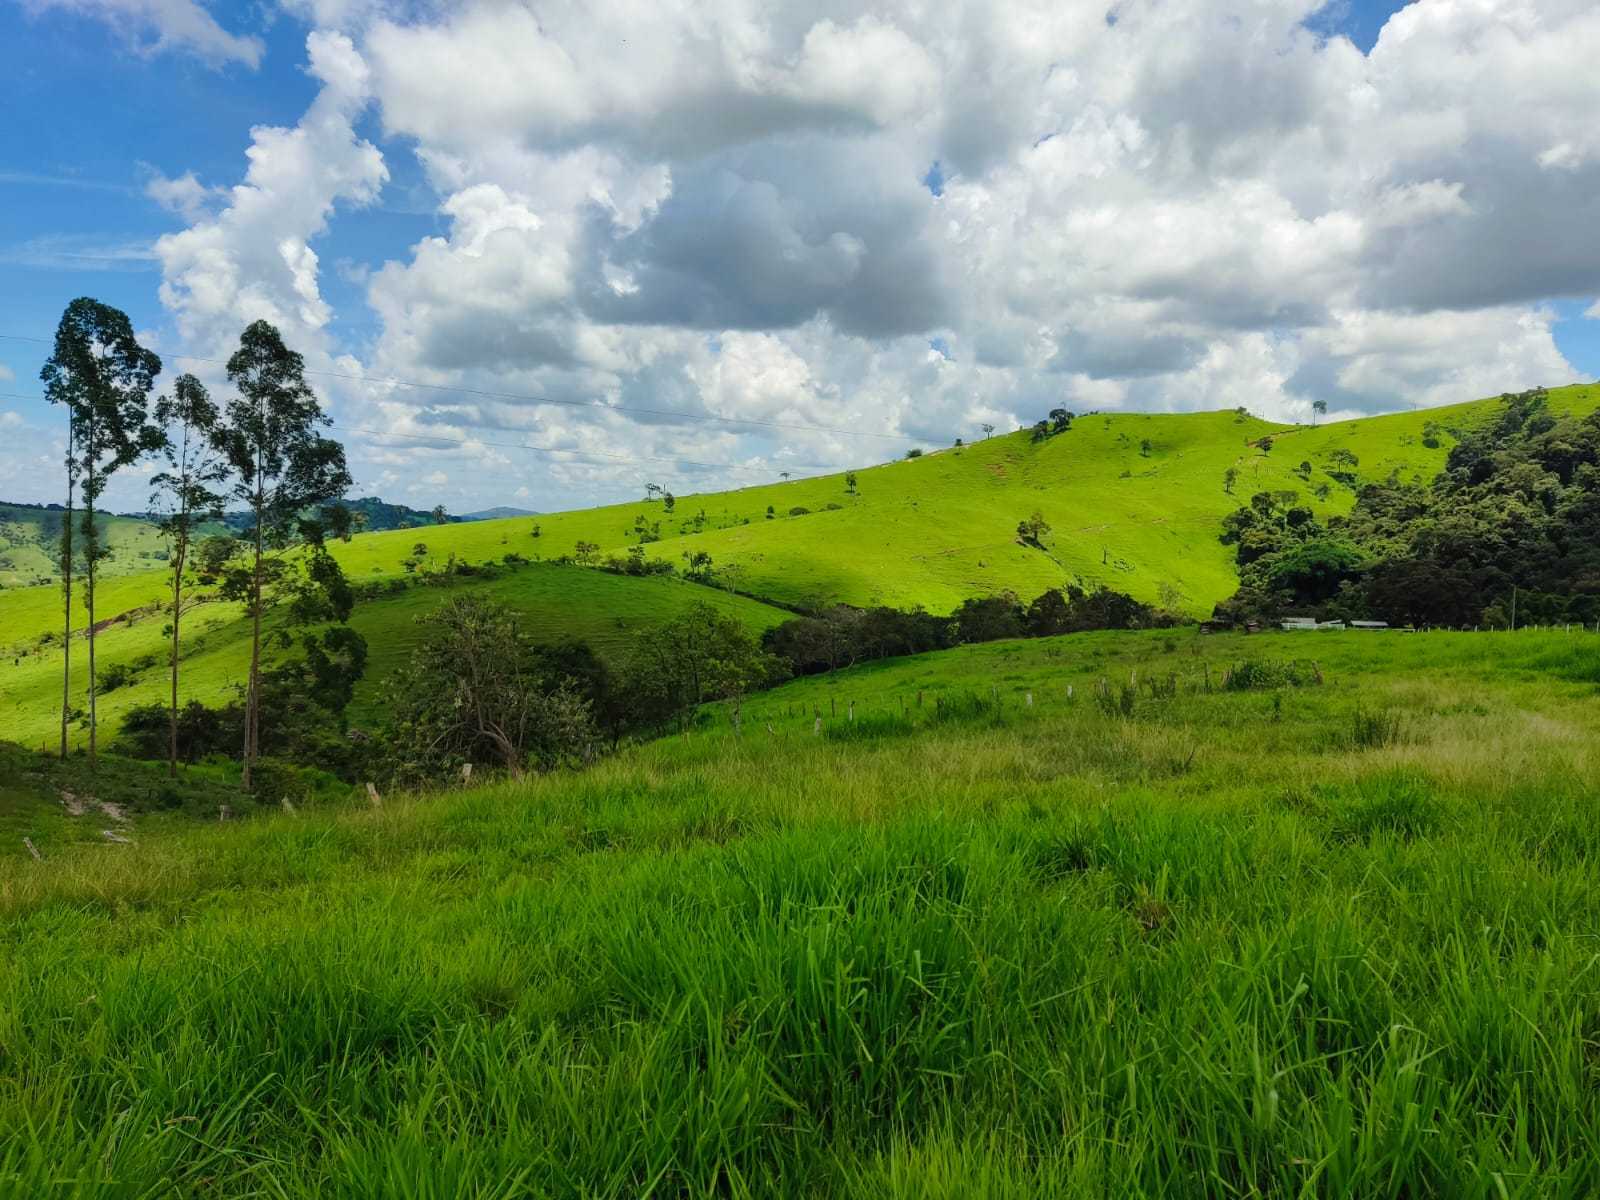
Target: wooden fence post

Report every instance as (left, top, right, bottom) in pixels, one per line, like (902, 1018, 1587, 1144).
(366, 782, 382, 808)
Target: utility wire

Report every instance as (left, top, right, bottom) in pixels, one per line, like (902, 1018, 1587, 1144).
(0, 331, 921, 443)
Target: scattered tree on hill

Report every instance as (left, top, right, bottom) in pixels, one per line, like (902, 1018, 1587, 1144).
(573, 540, 599, 565)
(431, 504, 448, 525)
(1296, 460, 1313, 480)
(1030, 420, 1050, 442)
(981, 423, 995, 439)
(217, 320, 351, 793)
(42, 298, 166, 766)
(844, 471, 859, 495)
(1140, 438, 1152, 456)
(681, 548, 714, 582)
(1050, 408, 1074, 433)
(1311, 398, 1327, 426)
(779, 471, 791, 482)
(662, 491, 675, 513)
(1223, 466, 1239, 494)
(905, 448, 923, 459)
(1259, 436, 1274, 453)
(1016, 511, 1051, 547)
(150, 373, 228, 777)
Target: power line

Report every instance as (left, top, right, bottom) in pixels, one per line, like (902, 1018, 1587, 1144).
(0, 331, 921, 443)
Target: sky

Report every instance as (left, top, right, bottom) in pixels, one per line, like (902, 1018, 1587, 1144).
(2, 0, 1599, 515)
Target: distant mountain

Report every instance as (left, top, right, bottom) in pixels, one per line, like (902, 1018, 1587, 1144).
(217, 496, 454, 535)
(460, 506, 541, 521)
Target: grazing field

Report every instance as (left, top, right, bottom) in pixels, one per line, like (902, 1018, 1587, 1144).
(0, 503, 213, 589)
(7, 386, 1599, 753)
(0, 562, 791, 751)
(5, 628, 1598, 1196)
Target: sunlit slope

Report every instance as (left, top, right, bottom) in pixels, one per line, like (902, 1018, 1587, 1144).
(4, 384, 1598, 749)
(0, 504, 207, 589)
(0, 564, 788, 750)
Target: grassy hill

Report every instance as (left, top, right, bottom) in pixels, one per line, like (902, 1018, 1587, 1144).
(0, 503, 203, 589)
(5, 626, 1599, 1193)
(1, 563, 790, 752)
(4, 384, 1597, 751)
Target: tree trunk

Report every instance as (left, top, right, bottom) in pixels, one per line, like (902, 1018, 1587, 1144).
(169, 533, 185, 778)
(243, 486, 264, 793)
(84, 452, 98, 771)
(60, 446, 73, 761)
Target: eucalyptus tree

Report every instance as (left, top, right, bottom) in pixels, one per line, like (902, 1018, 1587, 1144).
(218, 320, 351, 792)
(150, 374, 229, 777)
(41, 298, 165, 766)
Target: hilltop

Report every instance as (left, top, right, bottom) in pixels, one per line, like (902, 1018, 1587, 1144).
(4, 383, 1598, 751)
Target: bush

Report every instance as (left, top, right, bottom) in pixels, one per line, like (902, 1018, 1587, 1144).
(788, 506, 811, 517)
(1223, 659, 1321, 690)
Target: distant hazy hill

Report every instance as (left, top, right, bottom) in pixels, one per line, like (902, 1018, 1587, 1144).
(0, 502, 209, 589)
(460, 506, 540, 521)
(1, 495, 510, 588)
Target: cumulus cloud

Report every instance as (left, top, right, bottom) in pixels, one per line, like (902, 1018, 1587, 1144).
(135, 0, 1600, 510)
(154, 30, 387, 354)
(25, 0, 263, 67)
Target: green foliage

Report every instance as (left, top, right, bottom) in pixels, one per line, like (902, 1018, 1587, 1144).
(381, 594, 597, 781)
(620, 601, 790, 730)
(1223, 658, 1321, 690)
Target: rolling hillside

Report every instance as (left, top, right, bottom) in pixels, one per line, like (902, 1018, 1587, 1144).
(3, 384, 1597, 750)
(0, 503, 198, 589)
(0, 563, 789, 751)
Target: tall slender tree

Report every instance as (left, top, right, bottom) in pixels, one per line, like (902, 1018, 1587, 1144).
(218, 321, 351, 792)
(41, 299, 165, 767)
(56, 413, 78, 759)
(150, 374, 229, 777)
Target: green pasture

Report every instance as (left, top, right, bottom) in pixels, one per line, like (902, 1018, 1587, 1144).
(3, 627, 1598, 1195)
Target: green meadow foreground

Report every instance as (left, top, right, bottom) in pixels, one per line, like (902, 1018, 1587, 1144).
(4, 629, 1599, 1196)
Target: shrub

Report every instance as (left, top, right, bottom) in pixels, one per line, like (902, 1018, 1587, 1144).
(1223, 659, 1321, 690)
(788, 506, 811, 517)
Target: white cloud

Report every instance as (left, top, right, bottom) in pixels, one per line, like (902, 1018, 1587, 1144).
(145, 170, 223, 222)
(0, 364, 14, 383)
(154, 30, 387, 355)
(127, 0, 1600, 511)
(24, 0, 263, 67)
(0, 411, 22, 428)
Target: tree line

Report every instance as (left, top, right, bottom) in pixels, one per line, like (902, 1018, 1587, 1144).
(42, 298, 352, 791)
(1213, 388, 1600, 628)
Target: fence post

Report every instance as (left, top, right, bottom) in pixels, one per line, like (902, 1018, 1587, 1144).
(366, 782, 382, 808)
(1025, 691, 1033, 707)
(813, 716, 822, 736)
(22, 837, 40, 861)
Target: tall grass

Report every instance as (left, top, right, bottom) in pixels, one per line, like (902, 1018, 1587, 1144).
(3, 630, 1600, 1196)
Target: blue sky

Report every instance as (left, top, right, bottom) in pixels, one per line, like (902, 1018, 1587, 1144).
(2, 0, 1598, 512)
